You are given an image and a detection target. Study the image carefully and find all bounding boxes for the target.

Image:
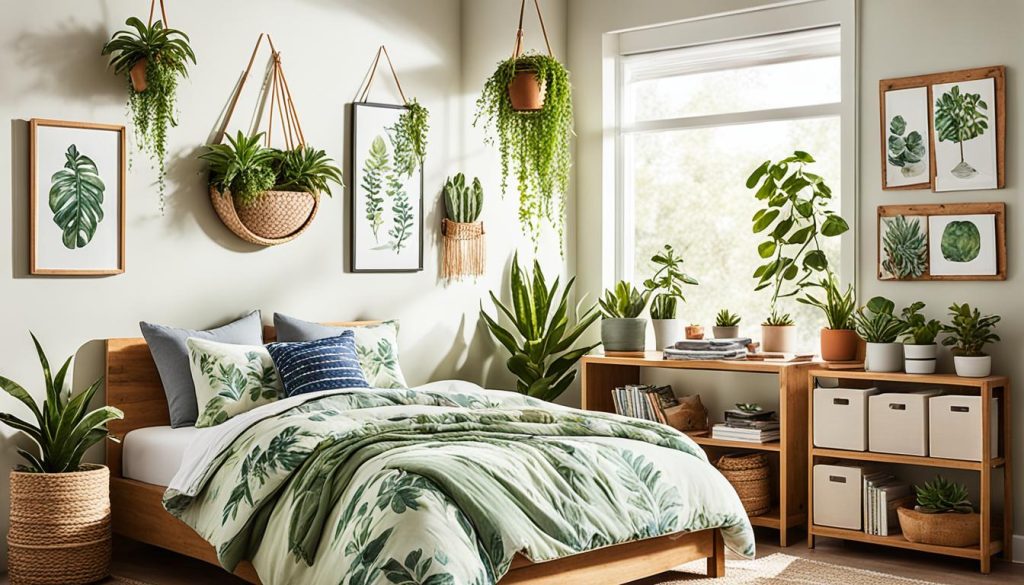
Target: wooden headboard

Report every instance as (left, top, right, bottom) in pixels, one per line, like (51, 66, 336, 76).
(105, 321, 379, 477)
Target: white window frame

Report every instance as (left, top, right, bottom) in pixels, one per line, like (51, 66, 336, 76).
(608, 0, 857, 289)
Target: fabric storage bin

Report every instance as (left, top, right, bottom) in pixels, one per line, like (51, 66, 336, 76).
(814, 387, 879, 451)
(813, 463, 865, 530)
(868, 390, 941, 456)
(929, 395, 999, 461)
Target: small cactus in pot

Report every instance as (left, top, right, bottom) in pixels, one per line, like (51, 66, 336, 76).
(443, 173, 484, 223)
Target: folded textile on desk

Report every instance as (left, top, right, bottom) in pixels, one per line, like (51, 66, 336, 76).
(663, 347, 748, 360)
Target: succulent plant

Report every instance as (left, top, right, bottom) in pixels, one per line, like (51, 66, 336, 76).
(716, 309, 741, 328)
(443, 173, 484, 223)
(599, 281, 651, 319)
(762, 309, 794, 327)
(735, 403, 762, 414)
(914, 476, 974, 514)
(881, 215, 927, 279)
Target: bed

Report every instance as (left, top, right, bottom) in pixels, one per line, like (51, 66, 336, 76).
(106, 323, 751, 585)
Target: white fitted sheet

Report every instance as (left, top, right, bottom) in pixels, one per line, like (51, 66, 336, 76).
(122, 425, 206, 486)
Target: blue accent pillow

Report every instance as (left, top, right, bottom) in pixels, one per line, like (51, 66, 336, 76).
(267, 331, 369, 397)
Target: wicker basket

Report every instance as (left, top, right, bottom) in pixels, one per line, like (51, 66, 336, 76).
(441, 219, 485, 280)
(897, 507, 980, 547)
(8, 464, 111, 585)
(716, 453, 771, 516)
(210, 187, 320, 246)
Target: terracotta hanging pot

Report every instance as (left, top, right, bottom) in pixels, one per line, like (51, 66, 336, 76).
(508, 65, 546, 112)
(130, 58, 149, 92)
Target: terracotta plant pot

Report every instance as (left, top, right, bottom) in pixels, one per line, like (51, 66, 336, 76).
(651, 318, 682, 350)
(685, 325, 704, 340)
(761, 325, 795, 353)
(508, 67, 546, 111)
(897, 507, 980, 547)
(601, 318, 647, 353)
(712, 326, 739, 339)
(130, 58, 149, 93)
(820, 328, 858, 362)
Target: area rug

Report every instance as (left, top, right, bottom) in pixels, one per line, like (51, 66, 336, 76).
(656, 553, 942, 584)
(103, 577, 154, 585)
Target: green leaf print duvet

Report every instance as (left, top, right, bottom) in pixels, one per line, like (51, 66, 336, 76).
(163, 381, 754, 585)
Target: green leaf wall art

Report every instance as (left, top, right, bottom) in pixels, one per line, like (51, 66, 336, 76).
(887, 115, 926, 177)
(49, 144, 106, 249)
(881, 215, 927, 279)
(361, 136, 389, 242)
(940, 220, 982, 262)
(934, 85, 989, 178)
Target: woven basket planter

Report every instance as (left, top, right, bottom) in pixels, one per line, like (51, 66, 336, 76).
(8, 464, 111, 585)
(897, 507, 980, 547)
(441, 219, 485, 280)
(716, 453, 771, 516)
(210, 187, 320, 246)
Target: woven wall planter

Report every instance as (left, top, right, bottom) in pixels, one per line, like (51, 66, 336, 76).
(897, 507, 980, 547)
(210, 187, 319, 246)
(716, 453, 771, 516)
(8, 464, 111, 585)
(441, 219, 485, 280)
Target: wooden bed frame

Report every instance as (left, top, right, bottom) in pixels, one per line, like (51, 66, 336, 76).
(105, 323, 725, 584)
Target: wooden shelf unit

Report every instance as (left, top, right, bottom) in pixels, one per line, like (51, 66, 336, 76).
(806, 369, 1013, 573)
(580, 352, 817, 546)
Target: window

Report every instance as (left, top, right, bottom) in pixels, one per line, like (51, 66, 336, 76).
(617, 26, 845, 350)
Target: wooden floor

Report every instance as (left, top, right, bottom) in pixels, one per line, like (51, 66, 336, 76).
(2, 531, 1019, 584)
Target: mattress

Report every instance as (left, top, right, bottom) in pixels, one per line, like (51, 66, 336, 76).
(122, 425, 205, 486)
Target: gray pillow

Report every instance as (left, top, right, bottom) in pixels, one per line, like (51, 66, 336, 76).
(274, 312, 351, 342)
(140, 310, 264, 428)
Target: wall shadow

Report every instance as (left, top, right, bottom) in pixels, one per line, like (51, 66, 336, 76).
(10, 120, 29, 278)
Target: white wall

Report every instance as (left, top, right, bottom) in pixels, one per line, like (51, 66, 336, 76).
(0, 0, 567, 570)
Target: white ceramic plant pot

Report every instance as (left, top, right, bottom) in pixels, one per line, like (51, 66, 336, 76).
(651, 319, 682, 350)
(865, 342, 903, 372)
(954, 355, 992, 378)
(761, 325, 796, 353)
(713, 326, 740, 339)
(903, 343, 937, 374)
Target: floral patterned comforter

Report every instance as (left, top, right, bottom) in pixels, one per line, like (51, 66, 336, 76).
(164, 381, 754, 585)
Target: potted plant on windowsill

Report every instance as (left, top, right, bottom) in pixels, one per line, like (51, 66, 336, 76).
(898, 476, 980, 547)
(0, 334, 124, 585)
(797, 274, 857, 362)
(643, 244, 699, 350)
(899, 302, 942, 374)
(713, 309, 741, 339)
(853, 296, 907, 372)
(941, 303, 1000, 378)
(761, 309, 796, 353)
(599, 281, 651, 355)
(745, 151, 849, 355)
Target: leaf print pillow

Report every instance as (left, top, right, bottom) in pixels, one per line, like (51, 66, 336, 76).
(186, 337, 283, 428)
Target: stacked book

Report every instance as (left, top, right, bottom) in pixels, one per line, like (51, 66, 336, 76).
(663, 338, 752, 361)
(863, 473, 913, 536)
(710, 407, 780, 443)
(612, 384, 678, 424)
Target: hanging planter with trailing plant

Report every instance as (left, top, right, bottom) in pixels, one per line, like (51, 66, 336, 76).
(474, 0, 572, 251)
(441, 173, 485, 281)
(200, 34, 342, 246)
(101, 0, 195, 211)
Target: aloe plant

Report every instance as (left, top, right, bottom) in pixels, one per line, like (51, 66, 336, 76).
(49, 145, 106, 250)
(599, 281, 650, 319)
(934, 85, 989, 178)
(443, 173, 484, 223)
(900, 302, 942, 345)
(480, 254, 600, 401)
(274, 145, 344, 195)
(881, 215, 927, 279)
(715, 309, 741, 328)
(914, 476, 974, 514)
(941, 303, 999, 357)
(0, 334, 124, 473)
(887, 115, 926, 177)
(762, 309, 794, 327)
(853, 296, 907, 343)
(199, 131, 277, 205)
(797, 274, 855, 330)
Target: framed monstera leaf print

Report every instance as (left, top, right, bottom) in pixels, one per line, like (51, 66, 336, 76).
(30, 119, 125, 275)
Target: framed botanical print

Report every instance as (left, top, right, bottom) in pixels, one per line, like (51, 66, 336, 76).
(349, 102, 424, 272)
(879, 82, 931, 190)
(30, 119, 125, 275)
(877, 203, 1005, 281)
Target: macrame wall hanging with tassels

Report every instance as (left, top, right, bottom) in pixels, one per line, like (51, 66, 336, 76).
(208, 34, 320, 246)
(441, 173, 485, 281)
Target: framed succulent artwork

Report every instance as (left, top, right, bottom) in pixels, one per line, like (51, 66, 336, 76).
(349, 102, 424, 272)
(879, 83, 930, 190)
(877, 203, 1005, 281)
(30, 119, 125, 275)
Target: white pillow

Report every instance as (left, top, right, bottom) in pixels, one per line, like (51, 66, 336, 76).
(186, 338, 282, 428)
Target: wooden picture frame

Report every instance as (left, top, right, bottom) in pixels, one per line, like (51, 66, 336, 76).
(30, 118, 126, 275)
(879, 78, 931, 190)
(877, 202, 1006, 281)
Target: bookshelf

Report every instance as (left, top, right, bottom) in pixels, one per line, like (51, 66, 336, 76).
(579, 352, 817, 546)
(806, 369, 1013, 573)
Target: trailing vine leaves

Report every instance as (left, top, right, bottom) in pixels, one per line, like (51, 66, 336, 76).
(361, 136, 389, 242)
(49, 145, 106, 249)
(389, 99, 429, 178)
(475, 54, 573, 252)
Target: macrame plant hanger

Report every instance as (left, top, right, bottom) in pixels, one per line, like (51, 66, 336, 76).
(210, 34, 318, 247)
(507, 0, 555, 112)
(356, 45, 409, 106)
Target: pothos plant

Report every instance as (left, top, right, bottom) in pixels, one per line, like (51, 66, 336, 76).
(388, 100, 430, 178)
(475, 53, 573, 251)
(102, 17, 196, 210)
(746, 150, 849, 318)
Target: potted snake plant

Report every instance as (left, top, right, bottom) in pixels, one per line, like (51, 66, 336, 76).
(900, 302, 942, 374)
(941, 303, 1000, 378)
(599, 281, 651, 354)
(642, 244, 699, 350)
(853, 296, 907, 372)
(0, 334, 124, 584)
(797, 274, 857, 362)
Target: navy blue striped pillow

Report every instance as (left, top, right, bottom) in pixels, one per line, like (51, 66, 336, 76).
(267, 331, 369, 397)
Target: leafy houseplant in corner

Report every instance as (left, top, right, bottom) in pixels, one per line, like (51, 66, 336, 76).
(643, 244, 699, 349)
(0, 334, 125, 584)
(797, 274, 857, 362)
(898, 476, 980, 547)
(942, 303, 1000, 378)
(900, 302, 942, 374)
(714, 309, 741, 339)
(853, 296, 907, 373)
(761, 309, 796, 353)
(102, 16, 196, 210)
(480, 254, 600, 401)
(599, 281, 651, 354)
